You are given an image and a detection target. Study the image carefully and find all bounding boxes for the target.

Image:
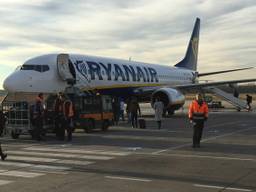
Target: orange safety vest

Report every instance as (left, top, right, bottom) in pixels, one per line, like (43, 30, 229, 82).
(188, 100, 208, 120)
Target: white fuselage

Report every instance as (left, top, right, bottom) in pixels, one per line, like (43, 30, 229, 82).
(3, 53, 196, 94)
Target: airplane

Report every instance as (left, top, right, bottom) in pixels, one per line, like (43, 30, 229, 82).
(3, 18, 256, 114)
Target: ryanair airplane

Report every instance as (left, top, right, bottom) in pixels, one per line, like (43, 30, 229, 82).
(3, 18, 255, 113)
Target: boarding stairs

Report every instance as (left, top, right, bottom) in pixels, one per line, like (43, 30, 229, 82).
(205, 87, 248, 110)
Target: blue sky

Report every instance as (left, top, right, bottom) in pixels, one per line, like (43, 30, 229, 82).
(0, 0, 255, 88)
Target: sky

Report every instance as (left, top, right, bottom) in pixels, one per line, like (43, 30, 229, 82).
(0, 0, 255, 88)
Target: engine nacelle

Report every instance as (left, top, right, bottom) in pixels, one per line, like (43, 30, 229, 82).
(152, 88, 185, 111)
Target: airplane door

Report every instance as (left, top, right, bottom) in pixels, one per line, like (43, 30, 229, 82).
(57, 54, 75, 81)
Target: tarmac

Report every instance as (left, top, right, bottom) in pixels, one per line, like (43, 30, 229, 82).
(0, 105, 255, 192)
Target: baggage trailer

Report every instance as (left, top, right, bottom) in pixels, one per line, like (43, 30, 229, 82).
(1, 100, 54, 139)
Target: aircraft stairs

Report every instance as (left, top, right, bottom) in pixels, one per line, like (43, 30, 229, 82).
(204, 87, 248, 111)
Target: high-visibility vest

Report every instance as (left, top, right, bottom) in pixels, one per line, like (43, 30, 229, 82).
(188, 100, 208, 120)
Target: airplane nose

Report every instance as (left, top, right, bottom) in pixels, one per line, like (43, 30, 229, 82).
(3, 75, 14, 92)
(3, 74, 21, 92)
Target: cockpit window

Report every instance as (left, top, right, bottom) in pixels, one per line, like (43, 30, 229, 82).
(20, 65, 50, 72)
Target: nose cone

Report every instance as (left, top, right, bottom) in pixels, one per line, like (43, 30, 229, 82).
(3, 74, 16, 92)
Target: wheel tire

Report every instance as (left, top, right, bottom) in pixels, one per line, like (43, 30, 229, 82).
(11, 131, 20, 139)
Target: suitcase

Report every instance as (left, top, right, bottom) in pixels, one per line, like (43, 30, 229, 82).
(138, 119, 146, 129)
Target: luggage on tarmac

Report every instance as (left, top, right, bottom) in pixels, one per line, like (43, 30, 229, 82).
(138, 118, 146, 129)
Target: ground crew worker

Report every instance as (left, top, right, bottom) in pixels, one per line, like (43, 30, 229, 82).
(54, 93, 65, 140)
(130, 97, 141, 128)
(188, 93, 208, 148)
(63, 99, 74, 141)
(153, 97, 164, 129)
(33, 93, 44, 141)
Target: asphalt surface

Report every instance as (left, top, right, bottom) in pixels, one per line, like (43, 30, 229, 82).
(0, 110, 255, 192)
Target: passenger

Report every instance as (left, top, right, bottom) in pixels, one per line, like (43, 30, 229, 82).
(0, 110, 6, 137)
(63, 99, 74, 141)
(54, 92, 65, 140)
(130, 97, 141, 128)
(153, 98, 164, 129)
(126, 98, 131, 124)
(33, 93, 44, 141)
(112, 97, 120, 125)
(120, 99, 125, 121)
(0, 110, 7, 160)
(246, 94, 252, 111)
(188, 93, 208, 148)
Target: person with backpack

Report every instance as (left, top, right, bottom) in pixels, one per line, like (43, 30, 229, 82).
(129, 97, 141, 128)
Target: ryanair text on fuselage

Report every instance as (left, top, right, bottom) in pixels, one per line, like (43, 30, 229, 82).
(72, 60, 159, 82)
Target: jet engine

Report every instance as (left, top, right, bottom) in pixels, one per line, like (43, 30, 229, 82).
(151, 88, 185, 114)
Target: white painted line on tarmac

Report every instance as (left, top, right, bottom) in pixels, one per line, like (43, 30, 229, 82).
(0, 180, 13, 186)
(7, 156, 58, 163)
(29, 170, 68, 175)
(152, 126, 256, 155)
(7, 151, 79, 158)
(0, 170, 45, 178)
(194, 184, 252, 192)
(8, 150, 114, 161)
(24, 147, 130, 156)
(0, 161, 32, 168)
(0, 161, 71, 171)
(57, 160, 94, 166)
(80, 155, 114, 160)
(32, 165, 70, 171)
(105, 176, 152, 182)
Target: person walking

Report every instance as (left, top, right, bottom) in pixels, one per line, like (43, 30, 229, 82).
(126, 98, 131, 124)
(246, 94, 252, 111)
(63, 99, 74, 141)
(0, 143, 7, 161)
(0, 110, 6, 137)
(112, 97, 120, 125)
(54, 93, 65, 140)
(120, 99, 125, 121)
(130, 97, 141, 128)
(188, 93, 208, 148)
(33, 93, 45, 141)
(153, 98, 164, 129)
(0, 110, 7, 160)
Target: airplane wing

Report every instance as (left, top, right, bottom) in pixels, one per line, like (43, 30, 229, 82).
(198, 67, 254, 77)
(176, 78, 256, 90)
(133, 78, 256, 95)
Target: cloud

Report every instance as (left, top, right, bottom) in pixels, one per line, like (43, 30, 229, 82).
(0, 0, 256, 87)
